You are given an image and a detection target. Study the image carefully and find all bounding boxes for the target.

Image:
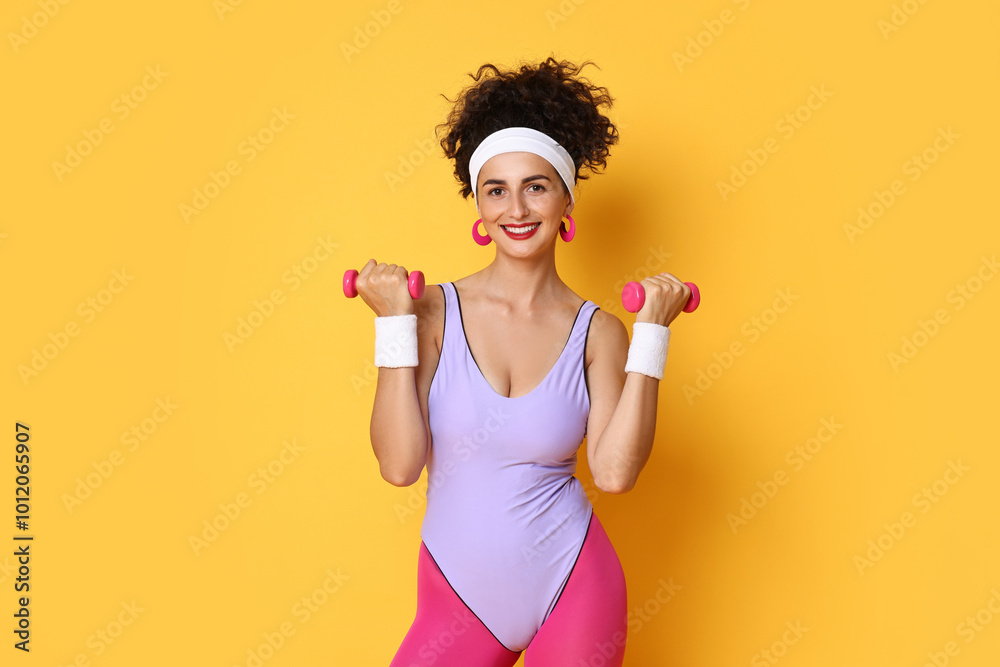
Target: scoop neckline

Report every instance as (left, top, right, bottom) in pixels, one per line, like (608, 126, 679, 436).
(451, 281, 587, 400)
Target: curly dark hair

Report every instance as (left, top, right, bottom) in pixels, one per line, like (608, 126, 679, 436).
(436, 57, 619, 200)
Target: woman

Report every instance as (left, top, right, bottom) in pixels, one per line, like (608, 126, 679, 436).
(356, 57, 691, 666)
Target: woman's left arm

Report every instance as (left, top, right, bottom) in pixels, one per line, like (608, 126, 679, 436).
(586, 276, 691, 493)
(584, 311, 659, 494)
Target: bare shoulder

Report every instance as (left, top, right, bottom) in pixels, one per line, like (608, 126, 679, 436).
(414, 282, 445, 316)
(414, 283, 445, 351)
(585, 308, 629, 368)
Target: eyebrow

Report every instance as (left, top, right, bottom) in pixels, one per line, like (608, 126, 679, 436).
(481, 174, 551, 187)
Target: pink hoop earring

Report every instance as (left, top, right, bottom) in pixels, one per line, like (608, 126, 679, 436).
(472, 218, 492, 246)
(559, 215, 576, 242)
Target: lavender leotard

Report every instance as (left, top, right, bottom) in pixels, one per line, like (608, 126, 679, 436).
(421, 281, 599, 652)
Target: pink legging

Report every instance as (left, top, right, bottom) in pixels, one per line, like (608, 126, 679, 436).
(390, 512, 628, 666)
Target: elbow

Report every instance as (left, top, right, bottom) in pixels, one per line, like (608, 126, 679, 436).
(371, 431, 428, 487)
(594, 472, 636, 495)
(378, 449, 426, 487)
(380, 465, 422, 487)
(592, 448, 637, 494)
(597, 480, 635, 495)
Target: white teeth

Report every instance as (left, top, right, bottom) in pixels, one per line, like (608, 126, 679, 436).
(502, 223, 539, 233)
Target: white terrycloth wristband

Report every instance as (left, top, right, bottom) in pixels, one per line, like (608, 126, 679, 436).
(625, 322, 670, 380)
(374, 314, 418, 368)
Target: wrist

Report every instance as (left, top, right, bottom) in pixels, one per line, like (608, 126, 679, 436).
(624, 322, 670, 380)
(374, 314, 418, 368)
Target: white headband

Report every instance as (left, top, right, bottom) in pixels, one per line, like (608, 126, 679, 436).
(468, 127, 577, 209)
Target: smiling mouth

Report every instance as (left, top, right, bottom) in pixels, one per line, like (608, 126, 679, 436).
(500, 223, 540, 233)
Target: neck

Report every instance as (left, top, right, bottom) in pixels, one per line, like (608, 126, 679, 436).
(480, 246, 563, 311)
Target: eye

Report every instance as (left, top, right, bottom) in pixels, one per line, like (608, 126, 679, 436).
(528, 183, 546, 192)
(488, 187, 504, 196)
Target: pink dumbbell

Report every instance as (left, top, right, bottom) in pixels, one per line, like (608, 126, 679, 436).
(622, 281, 700, 314)
(343, 268, 425, 300)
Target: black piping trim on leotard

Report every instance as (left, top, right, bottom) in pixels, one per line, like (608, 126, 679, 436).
(452, 282, 587, 399)
(420, 541, 522, 654)
(582, 305, 599, 436)
(427, 284, 446, 396)
(539, 504, 595, 625)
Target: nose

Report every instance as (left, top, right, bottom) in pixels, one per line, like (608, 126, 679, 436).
(507, 190, 529, 220)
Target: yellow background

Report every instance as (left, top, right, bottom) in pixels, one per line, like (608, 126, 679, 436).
(3, 0, 999, 665)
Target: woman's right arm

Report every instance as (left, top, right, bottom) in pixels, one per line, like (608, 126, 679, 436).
(357, 260, 437, 486)
(370, 364, 428, 486)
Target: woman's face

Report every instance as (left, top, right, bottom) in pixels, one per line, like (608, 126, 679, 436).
(476, 151, 573, 250)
